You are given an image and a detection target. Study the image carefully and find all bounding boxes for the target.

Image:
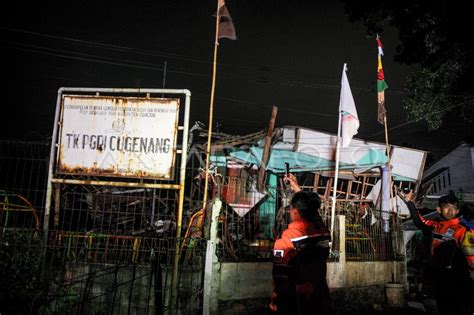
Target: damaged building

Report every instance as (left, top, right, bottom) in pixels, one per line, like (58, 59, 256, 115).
(0, 119, 428, 314)
(185, 124, 427, 312)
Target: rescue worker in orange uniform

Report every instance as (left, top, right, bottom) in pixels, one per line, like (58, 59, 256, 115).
(269, 174, 334, 314)
(403, 192, 473, 315)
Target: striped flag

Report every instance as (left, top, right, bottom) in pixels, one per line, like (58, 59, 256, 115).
(377, 36, 388, 124)
(339, 64, 359, 147)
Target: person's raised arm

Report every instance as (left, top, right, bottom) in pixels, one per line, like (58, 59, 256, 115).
(283, 173, 301, 193)
(401, 190, 431, 231)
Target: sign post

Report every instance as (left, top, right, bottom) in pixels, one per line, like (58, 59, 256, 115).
(43, 88, 191, 314)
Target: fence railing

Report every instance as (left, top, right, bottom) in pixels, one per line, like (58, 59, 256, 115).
(0, 141, 206, 314)
(1, 140, 405, 314)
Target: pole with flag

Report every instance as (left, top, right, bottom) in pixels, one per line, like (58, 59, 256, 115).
(200, 2, 236, 314)
(201, 0, 236, 216)
(376, 35, 394, 213)
(376, 35, 399, 281)
(377, 35, 388, 125)
(330, 63, 359, 246)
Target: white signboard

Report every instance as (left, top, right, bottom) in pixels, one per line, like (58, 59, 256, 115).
(391, 146, 426, 182)
(58, 95, 179, 179)
(296, 128, 387, 166)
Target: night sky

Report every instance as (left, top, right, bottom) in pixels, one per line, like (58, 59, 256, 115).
(3, 0, 468, 161)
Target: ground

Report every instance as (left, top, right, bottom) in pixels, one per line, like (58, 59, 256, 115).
(217, 285, 440, 315)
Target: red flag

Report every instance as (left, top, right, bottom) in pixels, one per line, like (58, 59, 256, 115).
(217, 0, 237, 40)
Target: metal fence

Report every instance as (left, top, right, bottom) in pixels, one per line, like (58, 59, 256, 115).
(214, 171, 402, 263)
(1, 140, 404, 314)
(1, 140, 50, 314)
(0, 140, 49, 229)
(1, 140, 206, 314)
(55, 187, 205, 312)
(332, 203, 403, 261)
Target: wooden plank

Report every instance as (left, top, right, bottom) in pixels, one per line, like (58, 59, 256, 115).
(257, 106, 278, 191)
(313, 173, 320, 192)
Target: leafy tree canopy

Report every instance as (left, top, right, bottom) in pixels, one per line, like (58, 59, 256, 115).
(342, 0, 474, 129)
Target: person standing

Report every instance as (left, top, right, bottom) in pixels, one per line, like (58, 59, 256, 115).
(402, 192, 473, 315)
(269, 174, 334, 314)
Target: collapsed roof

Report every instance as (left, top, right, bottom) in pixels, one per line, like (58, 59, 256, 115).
(206, 126, 427, 183)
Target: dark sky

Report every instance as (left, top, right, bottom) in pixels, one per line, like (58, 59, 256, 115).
(3, 0, 467, 161)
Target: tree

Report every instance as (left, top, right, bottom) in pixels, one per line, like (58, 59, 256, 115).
(342, 0, 474, 130)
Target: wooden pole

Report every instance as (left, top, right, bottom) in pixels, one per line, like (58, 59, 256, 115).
(201, 0, 221, 216)
(258, 106, 278, 191)
(172, 2, 220, 314)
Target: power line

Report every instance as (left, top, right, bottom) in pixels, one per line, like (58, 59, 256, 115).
(1, 27, 409, 94)
(9, 27, 471, 136)
(8, 41, 169, 68)
(6, 41, 397, 94)
(1, 27, 210, 64)
(3, 44, 210, 78)
(11, 40, 469, 123)
(2, 27, 343, 81)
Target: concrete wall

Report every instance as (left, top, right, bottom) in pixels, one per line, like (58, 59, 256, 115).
(216, 260, 405, 301)
(344, 261, 404, 287)
(218, 262, 272, 300)
(204, 211, 407, 315)
(215, 214, 405, 304)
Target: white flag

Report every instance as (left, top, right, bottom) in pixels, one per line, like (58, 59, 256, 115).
(339, 64, 359, 147)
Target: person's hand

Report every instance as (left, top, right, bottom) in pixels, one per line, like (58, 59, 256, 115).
(404, 190, 416, 202)
(283, 173, 301, 193)
(398, 188, 415, 203)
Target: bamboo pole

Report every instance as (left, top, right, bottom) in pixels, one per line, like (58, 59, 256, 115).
(201, 0, 222, 217)
(171, 4, 220, 313)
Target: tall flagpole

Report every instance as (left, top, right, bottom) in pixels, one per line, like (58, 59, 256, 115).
(376, 34, 395, 214)
(377, 34, 394, 212)
(330, 63, 346, 247)
(383, 116, 394, 206)
(171, 2, 220, 314)
(202, 0, 221, 215)
(383, 113, 397, 283)
(202, 7, 221, 310)
(377, 34, 397, 282)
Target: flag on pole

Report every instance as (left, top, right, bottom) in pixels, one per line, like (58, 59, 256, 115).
(377, 36, 388, 124)
(217, 0, 237, 40)
(339, 64, 359, 147)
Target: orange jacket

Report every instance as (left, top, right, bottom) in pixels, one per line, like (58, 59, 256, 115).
(270, 220, 333, 315)
(419, 214, 464, 249)
(407, 201, 472, 273)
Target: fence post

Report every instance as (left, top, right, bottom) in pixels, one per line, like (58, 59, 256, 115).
(328, 215, 346, 288)
(203, 198, 222, 315)
(338, 214, 346, 265)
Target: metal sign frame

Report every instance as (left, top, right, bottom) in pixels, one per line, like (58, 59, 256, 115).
(56, 94, 181, 180)
(43, 88, 191, 314)
(45, 88, 190, 196)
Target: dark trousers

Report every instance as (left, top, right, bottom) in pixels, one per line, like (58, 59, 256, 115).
(434, 270, 473, 315)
